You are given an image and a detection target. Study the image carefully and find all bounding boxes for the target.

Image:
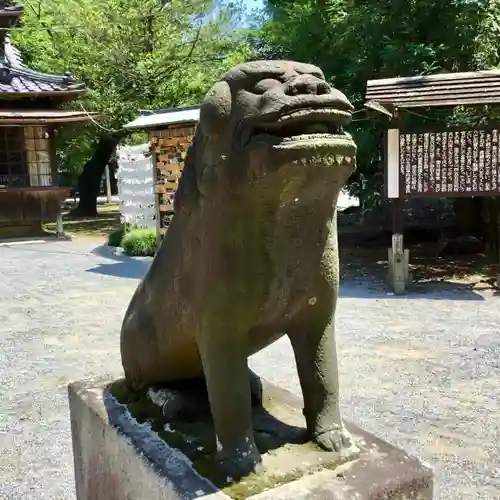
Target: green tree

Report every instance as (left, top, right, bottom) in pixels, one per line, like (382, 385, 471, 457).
(14, 0, 254, 215)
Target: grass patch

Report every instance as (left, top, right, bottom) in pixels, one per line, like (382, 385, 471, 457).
(107, 222, 135, 247)
(121, 227, 157, 256)
(107, 226, 126, 247)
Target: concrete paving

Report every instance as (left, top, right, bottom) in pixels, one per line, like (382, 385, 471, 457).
(0, 239, 498, 499)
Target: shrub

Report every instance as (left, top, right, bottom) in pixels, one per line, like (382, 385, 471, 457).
(107, 225, 126, 247)
(121, 228, 157, 257)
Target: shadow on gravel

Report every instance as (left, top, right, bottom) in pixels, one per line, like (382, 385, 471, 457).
(86, 244, 151, 280)
(86, 244, 487, 299)
(340, 280, 486, 301)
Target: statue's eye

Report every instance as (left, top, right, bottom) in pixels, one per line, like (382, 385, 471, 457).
(254, 78, 282, 94)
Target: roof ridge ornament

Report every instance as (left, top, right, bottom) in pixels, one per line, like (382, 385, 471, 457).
(62, 71, 75, 85)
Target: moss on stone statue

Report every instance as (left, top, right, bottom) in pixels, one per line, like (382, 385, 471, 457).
(110, 380, 354, 499)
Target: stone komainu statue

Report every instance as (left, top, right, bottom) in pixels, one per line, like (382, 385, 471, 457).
(120, 60, 358, 478)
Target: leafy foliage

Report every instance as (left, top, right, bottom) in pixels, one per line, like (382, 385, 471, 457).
(107, 224, 128, 247)
(122, 227, 158, 256)
(12, 0, 255, 181)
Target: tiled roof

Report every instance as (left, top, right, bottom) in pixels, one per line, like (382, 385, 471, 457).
(365, 69, 500, 110)
(0, 66, 86, 94)
(0, 74, 78, 93)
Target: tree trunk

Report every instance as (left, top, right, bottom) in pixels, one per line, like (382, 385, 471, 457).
(483, 197, 499, 257)
(71, 132, 125, 217)
(109, 157, 119, 195)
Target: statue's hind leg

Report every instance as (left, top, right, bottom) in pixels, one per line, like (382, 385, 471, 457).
(120, 308, 164, 390)
(287, 317, 358, 456)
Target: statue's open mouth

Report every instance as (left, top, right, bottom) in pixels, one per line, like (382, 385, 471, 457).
(255, 108, 347, 137)
(246, 106, 356, 156)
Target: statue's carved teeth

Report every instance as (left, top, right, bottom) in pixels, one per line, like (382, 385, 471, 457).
(335, 155, 344, 164)
(325, 155, 334, 166)
(345, 156, 352, 164)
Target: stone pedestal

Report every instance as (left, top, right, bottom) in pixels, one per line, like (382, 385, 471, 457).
(68, 377, 434, 500)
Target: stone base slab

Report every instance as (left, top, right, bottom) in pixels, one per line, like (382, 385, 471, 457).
(68, 377, 434, 500)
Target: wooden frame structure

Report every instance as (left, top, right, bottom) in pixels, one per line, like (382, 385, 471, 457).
(124, 105, 199, 246)
(0, 1, 94, 238)
(365, 69, 500, 293)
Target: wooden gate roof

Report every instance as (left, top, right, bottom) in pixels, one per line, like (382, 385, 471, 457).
(365, 69, 500, 110)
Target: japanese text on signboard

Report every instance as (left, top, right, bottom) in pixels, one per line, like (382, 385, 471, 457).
(399, 129, 500, 197)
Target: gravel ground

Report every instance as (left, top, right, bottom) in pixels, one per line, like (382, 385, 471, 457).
(0, 239, 498, 499)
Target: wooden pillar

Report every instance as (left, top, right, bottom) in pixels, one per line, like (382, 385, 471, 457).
(388, 199, 410, 294)
(385, 127, 411, 294)
(50, 127, 66, 239)
(49, 127, 59, 186)
(149, 131, 162, 250)
(104, 164, 113, 204)
(56, 212, 64, 237)
(496, 197, 500, 290)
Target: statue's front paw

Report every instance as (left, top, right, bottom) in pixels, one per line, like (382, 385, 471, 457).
(216, 441, 262, 481)
(314, 426, 359, 456)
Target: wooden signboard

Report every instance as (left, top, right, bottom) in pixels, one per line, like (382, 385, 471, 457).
(386, 127, 500, 199)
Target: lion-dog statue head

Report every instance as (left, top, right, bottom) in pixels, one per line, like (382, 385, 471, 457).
(174, 60, 356, 215)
